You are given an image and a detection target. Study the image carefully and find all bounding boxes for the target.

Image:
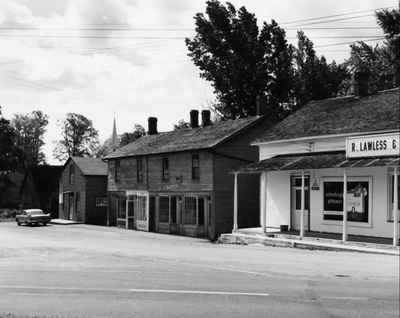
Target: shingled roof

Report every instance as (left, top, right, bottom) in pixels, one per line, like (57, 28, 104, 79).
(104, 116, 262, 159)
(70, 157, 107, 176)
(254, 87, 400, 144)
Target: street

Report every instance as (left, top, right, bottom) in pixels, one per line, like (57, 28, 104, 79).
(0, 222, 398, 318)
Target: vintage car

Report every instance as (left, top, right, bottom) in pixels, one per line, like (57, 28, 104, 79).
(16, 209, 51, 226)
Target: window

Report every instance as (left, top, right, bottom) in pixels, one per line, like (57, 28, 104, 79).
(115, 160, 121, 182)
(69, 165, 75, 185)
(192, 154, 200, 180)
(159, 196, 170, 223)
(183, 196, 197, 225)
(162, 158, 169, 181)
(323, 179, 370, 223)
(136, 158, 143, 183)
(388, 175, 400, 221)
(116, 197, 126, 220)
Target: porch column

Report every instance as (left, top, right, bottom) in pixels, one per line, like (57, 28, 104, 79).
(342, 169, 348, 242)
(260, 172, 267, 233)
(393, 167, 399, 247)
(233, 172, 238, 232)
(125, 197, 129, 229)
(300, 170, 305, 239)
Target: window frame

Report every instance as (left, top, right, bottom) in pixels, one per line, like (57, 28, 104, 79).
(136, 157, 143, 183)
(114, 160, 121, 183)
(322, 176, 373, 227)
(191, 153, 200, 181)
(69, 165, 75, 185)
(162, 157, 169, 181)
(387, 174, 400, 222)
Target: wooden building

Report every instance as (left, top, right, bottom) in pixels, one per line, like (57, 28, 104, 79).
(59, 157, 108, 225)
(104, 110, 271, 240)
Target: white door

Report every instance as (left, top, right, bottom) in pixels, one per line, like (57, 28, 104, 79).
(291, 176, 310, 231)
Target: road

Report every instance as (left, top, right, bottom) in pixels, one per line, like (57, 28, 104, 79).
(0, 222, 398, 318)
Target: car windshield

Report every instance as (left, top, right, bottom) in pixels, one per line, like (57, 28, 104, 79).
(25, 210, 44, 215)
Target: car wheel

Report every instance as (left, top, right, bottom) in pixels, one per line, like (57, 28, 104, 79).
(17, 222, 21, 226)
(42, 222, 47, 226)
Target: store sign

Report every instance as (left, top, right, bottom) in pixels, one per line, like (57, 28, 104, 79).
(346, 133, 400, 158)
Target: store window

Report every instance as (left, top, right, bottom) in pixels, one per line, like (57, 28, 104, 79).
(183, 196, 197, 225)
(388, 175, 400, 221)
(162, 158, 169, 181)
(192, 154, 200, 180)
(159, 196, 170, 223)
(136, 158, 143, 183)
(116, 196, 127, 227)
(323, 179, 370, 223)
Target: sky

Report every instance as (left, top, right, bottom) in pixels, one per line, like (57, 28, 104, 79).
(0, 0, 396, 164)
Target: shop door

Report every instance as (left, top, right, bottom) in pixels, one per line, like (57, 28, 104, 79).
(68, 193, 74, 220)
(169, 196, 179, 234)
(148, 196, 156, 232)
(290, 176, 310, 231)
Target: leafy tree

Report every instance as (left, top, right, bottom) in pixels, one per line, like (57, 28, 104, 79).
(186, 0, 294, 120)
(294, 31, 349, 108)
(53, 113, 99, 161)
(173, 119, 190, 130)
(119, 124, 146, 147)
(0, 107, 20, 171)
(375, 8, 400, 86)
(12, 110, 49, 167)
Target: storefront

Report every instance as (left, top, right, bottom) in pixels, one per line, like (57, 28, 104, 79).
(231, 86, 399, 246)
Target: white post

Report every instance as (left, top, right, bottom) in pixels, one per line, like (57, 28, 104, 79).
(342, 170, 348, 242)
(300, 171, 305, 239)
(260, 172, 267, 233)
(393, 167, 399, 247)
(125, 196, 129, 229)
(233, 172, 238, 232)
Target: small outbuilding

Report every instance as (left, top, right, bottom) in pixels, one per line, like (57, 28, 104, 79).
(59, 157, 108, 225)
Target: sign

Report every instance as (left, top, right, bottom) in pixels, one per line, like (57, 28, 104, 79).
(346, 133, 400, 158)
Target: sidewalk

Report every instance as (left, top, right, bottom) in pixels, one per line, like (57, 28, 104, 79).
(219, 228, 400, 256)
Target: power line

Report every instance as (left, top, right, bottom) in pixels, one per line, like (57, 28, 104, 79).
(281, 6, 394, 25)
(315, 37, 385, 48)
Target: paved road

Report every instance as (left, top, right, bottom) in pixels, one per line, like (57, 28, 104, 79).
(0, 222, 398, 318)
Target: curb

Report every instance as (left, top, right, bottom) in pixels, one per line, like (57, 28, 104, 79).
(218, 233, 400, 256)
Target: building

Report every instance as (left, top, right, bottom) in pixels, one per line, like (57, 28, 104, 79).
(233, 86, 400, 246)
(59, 157, 108, 225)
(104, 110, 271, 240)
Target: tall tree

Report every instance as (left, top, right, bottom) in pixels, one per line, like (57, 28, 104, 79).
(375, 7, 400, 86)
(119, 124, 146, 147)
(53, 113, 99, 161)
(186, 0, 294, 120)
(294, 31, 348, 108)
(0, 107, 20, 171)
(12, 110, 49, 167)
(173, 119, 190, 130)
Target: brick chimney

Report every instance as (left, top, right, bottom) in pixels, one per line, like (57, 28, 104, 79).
(148, 117, 158, 135)
(201, 110, 212, 127)
(190, 110, 199, 128)
(353, 70, 370, 97)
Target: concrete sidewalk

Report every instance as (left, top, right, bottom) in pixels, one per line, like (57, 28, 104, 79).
(219, 232, 400, 256)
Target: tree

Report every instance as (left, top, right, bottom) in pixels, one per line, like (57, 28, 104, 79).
(53, 113, 99, 161)
(173, 119, 190, 130)
(12, 110, 49, 167)
(119, 124, 146, 147)
(186, 0, 294, 120)
(0, 107, 20, 171)
(375, 8, 400, 86)
(293, 31, 349, 108)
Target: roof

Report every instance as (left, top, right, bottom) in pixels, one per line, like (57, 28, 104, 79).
(254, 88, 400, 144)
(70, 157, 107, 176)
(236, 152, 400, 173)
(104, 116, 263, 159)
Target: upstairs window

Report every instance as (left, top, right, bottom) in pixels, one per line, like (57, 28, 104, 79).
(192, 154, 200, 180)
(162, 158, 169, 181)
(136, 158, 143, 183)
(69, 165, 75, 185)
(114, 160, 121, 182)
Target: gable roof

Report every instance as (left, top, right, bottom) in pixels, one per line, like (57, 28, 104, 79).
(104, 116, 263, 159)
(254, 88, 400, 144)
(70, 157, 107, 176)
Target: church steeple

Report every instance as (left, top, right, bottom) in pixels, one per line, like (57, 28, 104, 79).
(111, 116, 118, 151)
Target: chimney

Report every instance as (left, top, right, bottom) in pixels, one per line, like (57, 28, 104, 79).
(148, 117, 158, 135)
(353, 70, 370, 97)
(190, 110, 199, 128)
(201, 110, 212, 127)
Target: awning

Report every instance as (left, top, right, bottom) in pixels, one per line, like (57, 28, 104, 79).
(236, 152, 400, 173)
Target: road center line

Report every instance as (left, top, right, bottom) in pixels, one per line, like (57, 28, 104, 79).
(0, 285, 270, 297)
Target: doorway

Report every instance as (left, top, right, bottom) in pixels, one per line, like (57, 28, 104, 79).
(290, 176, 310, 231)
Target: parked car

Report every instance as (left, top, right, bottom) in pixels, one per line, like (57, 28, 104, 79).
(16, 209, 51, 226)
